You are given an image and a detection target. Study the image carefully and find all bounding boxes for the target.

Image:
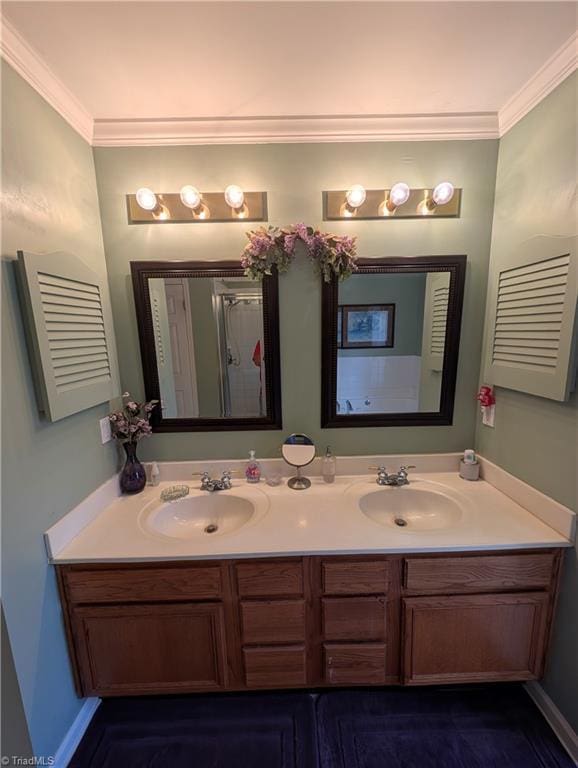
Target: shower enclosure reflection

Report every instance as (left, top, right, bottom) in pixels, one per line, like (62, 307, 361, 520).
(147, 276, 266, 419)
(131, 260, 282, 431)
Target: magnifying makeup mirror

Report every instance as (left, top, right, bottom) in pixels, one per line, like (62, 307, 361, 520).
(282, 434, 316, 490)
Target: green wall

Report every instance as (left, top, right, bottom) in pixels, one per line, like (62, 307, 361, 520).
(1, 63, 118, 757)
(338, 273, 426, 358)
(476, 73, 577, 730)
(94, 138, 498, 461)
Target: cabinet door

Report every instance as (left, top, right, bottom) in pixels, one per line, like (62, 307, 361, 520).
(403, 592, 549, 685)
(72, 603, 227, 695)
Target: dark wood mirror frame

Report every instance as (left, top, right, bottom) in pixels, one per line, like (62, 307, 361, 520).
(321, 255, 467, 428)
(131, 260, 282, 432)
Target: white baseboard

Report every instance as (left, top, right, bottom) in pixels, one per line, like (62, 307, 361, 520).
(525, 681, 578, 765)
(52, 698, 101, 768)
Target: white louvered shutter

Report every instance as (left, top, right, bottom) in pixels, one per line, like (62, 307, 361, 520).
(17, 250, 119, 421)
(485, 236, 577, 401)
(422, 273, 451, 372)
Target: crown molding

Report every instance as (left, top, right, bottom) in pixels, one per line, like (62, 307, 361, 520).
(1, 14, 574, 147)
(92, 112, 499, 146)
(0, 16, 93, 143)
(498, 31, 578, 137)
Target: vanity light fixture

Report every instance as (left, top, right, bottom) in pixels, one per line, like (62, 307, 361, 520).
(324, 184, 461, 220)
(378, 182, 410, 216)
(135, 187, 158, 211)
(417, 181, 456, 215)
(128, 188, 266, 224)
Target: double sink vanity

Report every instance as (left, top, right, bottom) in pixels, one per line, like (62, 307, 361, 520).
(47, 455, 574, 700)
(46, 237, 574, 703)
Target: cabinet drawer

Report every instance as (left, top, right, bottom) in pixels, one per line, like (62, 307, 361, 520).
(403, 592, 549, 685)
(236, 560, 303, 597)
(243, 646, 306, 687)
(241, 600, 306, 644)
(324, 643, 387, 685)
(404, 553, 555, 594)
(322, 561, 389, 595)
(63, 565, 222, 604)
(322, 597, 386, 641)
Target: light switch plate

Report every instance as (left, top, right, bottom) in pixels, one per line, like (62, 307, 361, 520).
(99, 416, 112, 444)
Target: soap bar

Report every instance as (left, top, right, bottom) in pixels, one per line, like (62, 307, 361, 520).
(459, 460, 480, 481)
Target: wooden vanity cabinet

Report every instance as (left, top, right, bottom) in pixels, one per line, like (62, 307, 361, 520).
(56, 549, 563, 697)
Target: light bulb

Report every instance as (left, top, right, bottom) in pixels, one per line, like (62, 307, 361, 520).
(389, 182, 410, 208)
(135, 187, 157, 211)
(224, 184, 245, 209)
(180, 185, 201, 209)
(432, 181, 454, 206)
(345, 184, 366, 209)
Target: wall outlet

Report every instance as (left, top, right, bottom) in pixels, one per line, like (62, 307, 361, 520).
(482, 404, 495, 428)
(99, 416, 112, 444)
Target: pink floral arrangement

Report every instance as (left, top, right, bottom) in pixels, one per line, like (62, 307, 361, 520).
(242, 223, 357, 282)
(108, 392, 158, 444)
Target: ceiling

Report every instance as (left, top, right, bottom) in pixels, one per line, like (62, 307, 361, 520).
(1, 1, 577, 144)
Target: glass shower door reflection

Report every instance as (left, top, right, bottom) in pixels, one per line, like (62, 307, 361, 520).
(219, 294, 266, 418)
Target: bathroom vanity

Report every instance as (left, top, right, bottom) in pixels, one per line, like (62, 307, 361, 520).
(57, 549, 563, 697)
(48, 464, 573, 699)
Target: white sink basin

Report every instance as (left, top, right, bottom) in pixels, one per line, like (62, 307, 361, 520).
(140, 492, 262, 540)
(357, 482, 465, 532)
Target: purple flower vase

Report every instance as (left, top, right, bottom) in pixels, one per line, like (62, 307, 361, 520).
(120, 441, 146, 494)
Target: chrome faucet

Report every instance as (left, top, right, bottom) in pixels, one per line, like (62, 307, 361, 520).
(369, 465, 416, 486)
(196, 470, 234, 492)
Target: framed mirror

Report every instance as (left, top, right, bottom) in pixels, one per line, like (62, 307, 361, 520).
(131, 261, 282, 431)
(321, 256, 466, 428)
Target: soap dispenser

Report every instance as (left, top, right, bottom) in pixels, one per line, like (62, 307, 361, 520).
(149, 462, 160, 486)
(245, 450, 261, 484)
(322, 446, 336, 484)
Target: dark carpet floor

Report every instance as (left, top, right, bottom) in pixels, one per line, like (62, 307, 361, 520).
(70, 684, 574, 768)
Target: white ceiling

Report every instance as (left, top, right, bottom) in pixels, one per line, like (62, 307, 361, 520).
(1, 1, 577, 143)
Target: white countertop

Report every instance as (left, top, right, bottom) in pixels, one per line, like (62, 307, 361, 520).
(48, 471, 573, 563)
